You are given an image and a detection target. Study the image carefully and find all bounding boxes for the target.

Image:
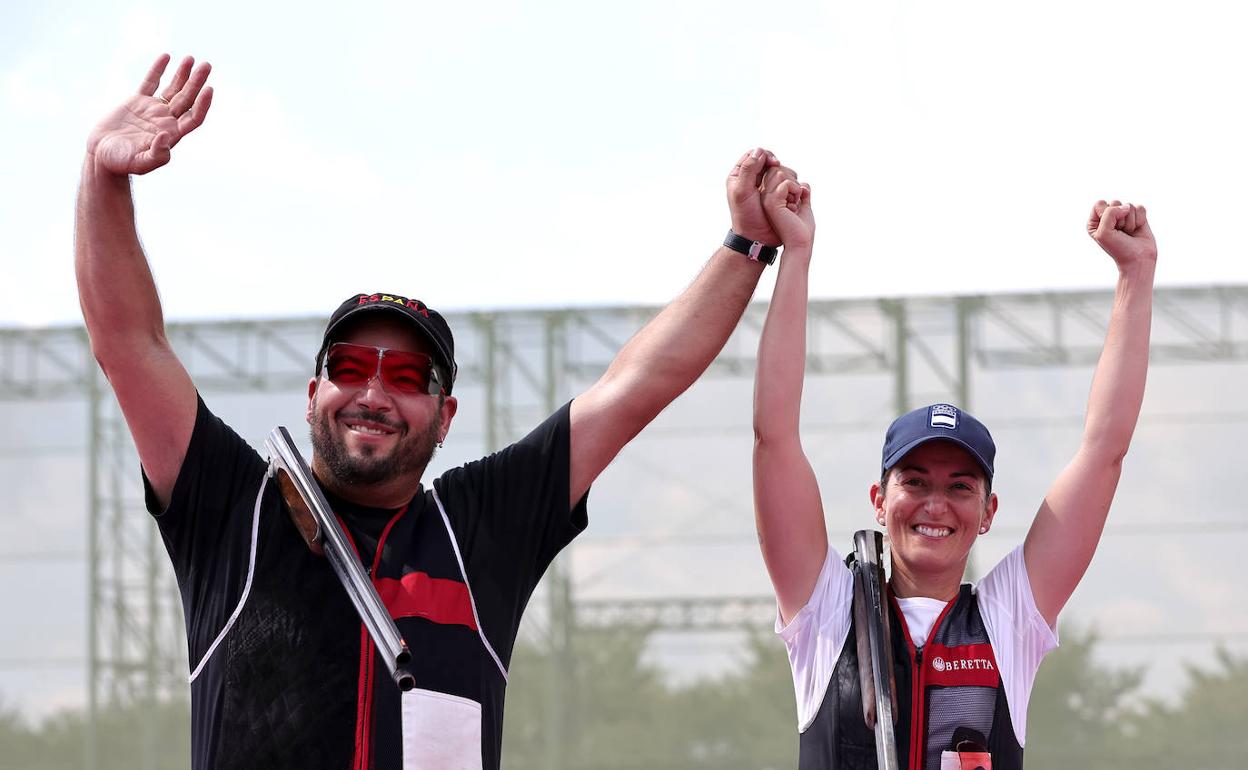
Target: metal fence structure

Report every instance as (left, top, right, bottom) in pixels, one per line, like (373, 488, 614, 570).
(2, 285, 1247, 768)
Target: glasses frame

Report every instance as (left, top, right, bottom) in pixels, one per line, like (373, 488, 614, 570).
(321, 342, 444, 396)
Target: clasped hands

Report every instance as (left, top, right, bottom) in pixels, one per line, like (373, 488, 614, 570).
(726, 147, 815, 256)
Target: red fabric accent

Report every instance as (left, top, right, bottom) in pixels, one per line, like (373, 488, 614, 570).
(346, 505, 409, 770)
(891, 593, 958, 770)
(922, 642, 1001, 688)
(375, 572, 478, 630)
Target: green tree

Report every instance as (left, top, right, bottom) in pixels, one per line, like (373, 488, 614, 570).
(1124, 647, 1248, 770)
(502, 626, 799, 770)
(503, 625, 687, 770)
(670, 630, 798, 770)
(1025, 624, 1147, 768)
(0, 696, 44, 767)
(7, 633, 1242, 769)
(0, 695, 191, 770)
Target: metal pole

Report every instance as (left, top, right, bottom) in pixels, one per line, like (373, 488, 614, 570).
(482, 315, 499, 453)
(85, 340, 100, 770)
(956, 298, 979, 583)
(891, 300, 909, 415)
(544, 313, 569, 770)
(955, 297, 971, 410)
(143, 517, 157, 770)
(108, 403, 124, 707)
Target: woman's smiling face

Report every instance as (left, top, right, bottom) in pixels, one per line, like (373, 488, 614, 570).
(871, 440, 997, 591)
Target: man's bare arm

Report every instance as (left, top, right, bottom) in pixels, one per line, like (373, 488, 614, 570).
(567, 149, 783, 507)
(1023, 200, 1156, 627)
(76, 54, 214, 508)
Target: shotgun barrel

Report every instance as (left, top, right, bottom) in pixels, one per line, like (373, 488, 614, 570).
(264, 426, 415, 691)
(852, 529, 899, 770)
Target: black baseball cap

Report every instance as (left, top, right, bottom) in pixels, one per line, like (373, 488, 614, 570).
(316, 293, 458, 394)
(880, 403, 995, 480)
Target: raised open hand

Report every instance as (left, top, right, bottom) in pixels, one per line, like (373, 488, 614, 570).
(761, 168, 814, 250)
(1087, 199, 1157, 269)
(86, 54, 214, 176)
(726, 148, 784, 246)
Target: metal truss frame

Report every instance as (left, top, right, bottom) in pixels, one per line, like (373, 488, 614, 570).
(3, 284, 1247, 767)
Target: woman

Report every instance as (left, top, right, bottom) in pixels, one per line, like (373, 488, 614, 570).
(751, 176, 1156, 770)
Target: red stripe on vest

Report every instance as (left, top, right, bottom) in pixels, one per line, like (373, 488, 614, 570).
(922, 642, 1000, 688)
(376, 572, 478, 630)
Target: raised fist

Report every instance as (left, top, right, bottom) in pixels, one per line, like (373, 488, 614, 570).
(761, 167, 813, 250)
(1087, 200, 1157, 269)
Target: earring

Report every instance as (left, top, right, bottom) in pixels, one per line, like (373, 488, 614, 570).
(979, 526, 987, 534)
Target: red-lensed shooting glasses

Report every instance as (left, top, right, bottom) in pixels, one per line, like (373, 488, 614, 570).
(323, 342, 443, 396)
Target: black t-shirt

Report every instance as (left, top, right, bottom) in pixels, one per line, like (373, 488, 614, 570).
(146, 395, 588, 769)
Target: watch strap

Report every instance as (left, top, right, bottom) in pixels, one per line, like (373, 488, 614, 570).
(723, 230, 779, 265)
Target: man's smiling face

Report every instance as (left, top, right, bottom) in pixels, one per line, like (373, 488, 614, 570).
(307, 315, 452, 491)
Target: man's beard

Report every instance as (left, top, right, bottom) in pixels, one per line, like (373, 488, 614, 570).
(310, 401, 440, 488)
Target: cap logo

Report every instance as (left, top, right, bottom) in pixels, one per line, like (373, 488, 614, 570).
(929, 404, 958, 430)
(357, 293, 430, 318)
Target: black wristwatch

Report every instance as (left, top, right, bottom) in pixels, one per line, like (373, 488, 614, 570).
(723, 229, 779, 265)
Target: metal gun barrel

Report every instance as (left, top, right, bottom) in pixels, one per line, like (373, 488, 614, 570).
(265, 426, 415, 691)
(853, 529, 899, 770)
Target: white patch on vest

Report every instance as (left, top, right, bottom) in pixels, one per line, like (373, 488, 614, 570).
(401, 688, 484, 769)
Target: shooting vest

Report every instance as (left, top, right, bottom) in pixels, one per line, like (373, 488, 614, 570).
(797, 584, 1024, 770)
(207, 482, 503, 770)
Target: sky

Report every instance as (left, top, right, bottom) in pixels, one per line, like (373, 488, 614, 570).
(3, 0, 1247, 328)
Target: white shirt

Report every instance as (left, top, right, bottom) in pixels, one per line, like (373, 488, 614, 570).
(775, 544, 1058, 745)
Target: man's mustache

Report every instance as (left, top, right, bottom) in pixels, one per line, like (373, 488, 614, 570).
(336, 410, 406, 433)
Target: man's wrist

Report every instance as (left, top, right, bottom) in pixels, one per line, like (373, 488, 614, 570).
(723, 229, 779, 265)
(81, 155, 129, 188)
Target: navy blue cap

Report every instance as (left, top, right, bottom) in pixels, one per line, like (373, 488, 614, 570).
(881, 404, 995, 480)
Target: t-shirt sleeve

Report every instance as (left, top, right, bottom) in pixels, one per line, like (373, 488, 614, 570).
(142, 395, 268, 656)
(975, 544, 1060, 747)
(775, 545, 855, 732)
(433, 400, 588, 649)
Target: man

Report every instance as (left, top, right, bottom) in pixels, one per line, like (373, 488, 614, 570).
(75, 53, 799, 769)
(750, 173, 1155, 768)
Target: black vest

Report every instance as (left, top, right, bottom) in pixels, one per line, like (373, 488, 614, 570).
(208, 481, 502, 769)
(797, 585, 1023, 770)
